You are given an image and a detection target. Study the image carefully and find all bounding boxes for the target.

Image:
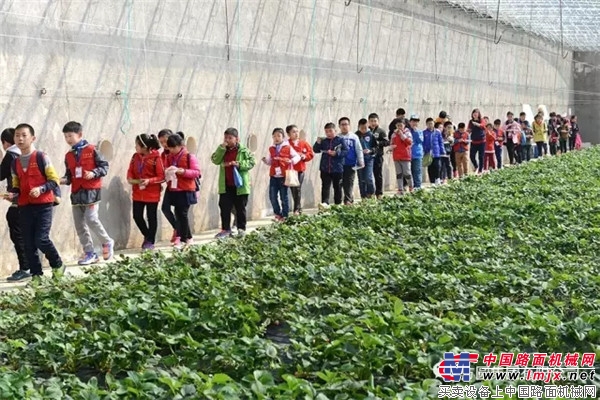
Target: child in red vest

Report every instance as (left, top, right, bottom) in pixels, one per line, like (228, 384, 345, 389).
(286, 124, 314, 215)
(262, 128, 300, 221)
(389, 119, 413, 194)
(127, 134, 165, 250)
(60, 121, 114, 265)
(164, 133, 201, 249)
(484, 123, 496, 170)
(10, 123, 64, 281)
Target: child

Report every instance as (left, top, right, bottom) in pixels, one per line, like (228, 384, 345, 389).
(431, 122, 446, 185)
(549, 121, 559, 156)
(127, 134, 165, 250)
(338, 117, 364, 205)
(408, 115, 423, 189)
(368, 113, 389, 199)
(60, 121, 114, 265)
(484, 123, 496, 171)
(262, 128, 300, 221)
(513, 126, 522, 164)
(286, 124, 314, 215)
(211, 127, 256, 238)
(453, 123, 469, 177)
(443, 121, 457, 178)
(157, 129, 178, 243)
(522, 121, 534, 162)
(559, 119, 569, 154)
(532, 114, 548, 158)
(164, 134, 201, 248)
(390, 119, 413, 194)
(440, 124, 453, 183)
(570, 115, 579, 151)
(313, 122, 348, 205)
(1, 128, 29, 281)
(493, 119, 504, 169)
(10, 123, 64, 280)
(356, 118, 377, 199)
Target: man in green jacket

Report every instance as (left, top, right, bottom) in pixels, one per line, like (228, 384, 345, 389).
(211, 127, 256, 238)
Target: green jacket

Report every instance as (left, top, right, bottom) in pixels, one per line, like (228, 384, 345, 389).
(211, 144, 255, 195)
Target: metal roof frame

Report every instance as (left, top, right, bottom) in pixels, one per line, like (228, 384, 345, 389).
(433, 0, 600, 52)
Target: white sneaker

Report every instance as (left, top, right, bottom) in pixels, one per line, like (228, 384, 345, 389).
(318, 202, 330, 210)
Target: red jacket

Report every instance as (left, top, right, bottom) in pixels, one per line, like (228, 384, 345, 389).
(289, 139, 314, 172)
(485, 129, 496, 152)
(494, 128, 505, 147)
(391, 129, 412, 161)
(16, 151, 55, 206)
(453, 131, 469, 153)
(127, 150, 165, 203)
(65, 145, 102, 192)
(166, 148, 201, 192)
(265, 142, 300, 177)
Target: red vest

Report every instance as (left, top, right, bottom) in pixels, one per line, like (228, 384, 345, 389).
(128, 150, 164, 203)
(268, 144, 293, 177)
(167, 149, 195, 192)
(16, 151, 55, 206)
(65, 145, 102, 192)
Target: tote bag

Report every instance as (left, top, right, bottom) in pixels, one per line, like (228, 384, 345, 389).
(284, 166, 300, 187)
(233, 166, 244, 188)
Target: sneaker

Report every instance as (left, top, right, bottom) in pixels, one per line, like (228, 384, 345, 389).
(237, 229, 246, 237)
(215, 230, 232, 239)
(7, 270, 31, 282)
(318, 203, 330, 210)
(170, 230, 178, 244)
(78, 252, 100, 265)
(184, 238, 194, 247)
(293, 211, 300, 216)
(173, 241, 184, 250)
(142, 241, 155, 251)
(272, 215, 283, 222)
(52, 264, 66, 280)
(395, 190, 404, 196)
(102, 240, 114, 260)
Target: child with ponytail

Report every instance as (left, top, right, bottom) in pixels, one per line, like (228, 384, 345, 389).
(127, 134, 165, 250)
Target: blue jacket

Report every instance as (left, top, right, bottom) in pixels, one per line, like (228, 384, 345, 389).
(313, 136, 348, 174)
(422, 128, 434, 155)
(431, 129, 446, 158)
(357, 130, 377, 160)
(339, 132, 364, 167)
(409, 128, 424, 160)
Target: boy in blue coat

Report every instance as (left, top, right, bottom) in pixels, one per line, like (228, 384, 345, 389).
(313, 122, 349, 206)
(408, 115, 424, 189)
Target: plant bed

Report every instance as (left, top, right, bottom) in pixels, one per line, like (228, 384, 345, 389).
(0, 149, 599, 399)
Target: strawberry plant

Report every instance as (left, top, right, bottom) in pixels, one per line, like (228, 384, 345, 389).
(0, 149, 599, 398)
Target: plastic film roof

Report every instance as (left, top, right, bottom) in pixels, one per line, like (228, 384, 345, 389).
(434, 0, 600, 52)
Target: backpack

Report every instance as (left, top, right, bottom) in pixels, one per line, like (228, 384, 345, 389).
(36, 151, 61, 206)
(186, 153, 201, 192)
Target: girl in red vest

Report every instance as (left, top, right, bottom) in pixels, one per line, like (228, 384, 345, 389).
(164, 134, 201, 249)
(285, 124, 314, 215)
(157, 129, 179, 244)
(484, 123, 496, 171)
(127, 134, 165, 250)
(261, 128, 300, 221)
(389, 119, 413, 194)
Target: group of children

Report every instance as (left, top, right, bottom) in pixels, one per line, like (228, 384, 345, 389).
(0, 123, 204, 282)
(0, 109, 582, 281)
(386, 108, 582, 194)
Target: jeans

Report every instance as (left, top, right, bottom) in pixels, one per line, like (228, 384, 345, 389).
(73, 204, 112, 253)
(219, 185, 248, 231)
(470, 142, 485, 173)
(495, 146, 503, 169)
(428, 157, 441, 183)
(506, 141, 515, 164)
(289, 171, 305, 213)
(569, 135, 576, 151)
(357, 157, 375, 198)
(269, 176, 289, 218)
(20, 204, 62, 276)
(523, 145, 532, 162)
(132, 201, 158, 244)
(342, 166, 356, 204)
(321, 171, 343, 205)
(7, 206, 28, 271)
(411, 159, 422, 189)
(161, 190, 177, 233)
(373, 156, 384, 196)
(440, 157, 452, 180)
(169, 191, 193, 241)
(536, 141, 548, 158)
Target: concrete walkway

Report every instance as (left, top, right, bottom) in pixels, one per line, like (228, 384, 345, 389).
(0, 202, 326, 292)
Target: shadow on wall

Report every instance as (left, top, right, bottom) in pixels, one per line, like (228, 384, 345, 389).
(98, 176, 131, 250)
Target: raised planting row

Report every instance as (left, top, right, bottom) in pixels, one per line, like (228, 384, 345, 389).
(0, 149, 599, 399)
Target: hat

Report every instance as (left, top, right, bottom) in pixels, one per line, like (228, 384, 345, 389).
(409, 114, 420, 121)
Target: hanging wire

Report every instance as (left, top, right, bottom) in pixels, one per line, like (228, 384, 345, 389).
(310, 0, 318, 142)
(119, 0, 133, 134)
(140, 0, 152, 131)
(224, 0, 230, 61)
(362, 0, 373, 115)
(235, 0, 243, 137)
(433, 7, 439, 81)
(493, 0, 502, 44)
(406, 10, 416, 111)
(559, 0, 569, 59)
(356, 3, 363, 73)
